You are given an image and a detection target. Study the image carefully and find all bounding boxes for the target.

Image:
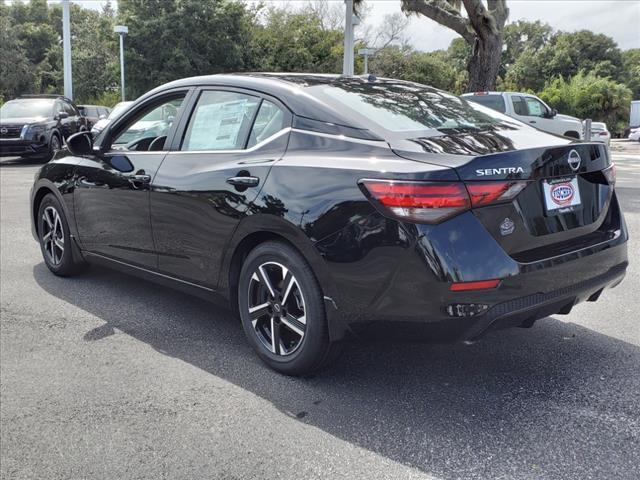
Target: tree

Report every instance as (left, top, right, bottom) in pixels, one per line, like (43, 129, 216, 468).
(539, 71, 632, 134)
(621, 49, 640, 100)
(0, 11, 35, 100)
(251, 6, 343, 74)
(396, 0, 509, 91)
(369, 46, 457, 90)
(501, 20, 552, 76)
(117, 0, 255, 98)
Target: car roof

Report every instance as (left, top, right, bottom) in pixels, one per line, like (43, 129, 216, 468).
(18, 94, 71, 102)
(139, 73, 441, 130)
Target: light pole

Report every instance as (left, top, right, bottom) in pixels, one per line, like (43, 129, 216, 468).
(342, 0, 354, 76)
(114, 25, 128, 101)
(62, 0, 73, 99)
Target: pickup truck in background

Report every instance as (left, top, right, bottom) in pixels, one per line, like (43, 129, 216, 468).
(462, 91, 584, 140)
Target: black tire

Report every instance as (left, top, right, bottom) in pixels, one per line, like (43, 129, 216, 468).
(238, 241, 341, 376)
(37, 193, 87, 276)
(46, 134, 61, 161)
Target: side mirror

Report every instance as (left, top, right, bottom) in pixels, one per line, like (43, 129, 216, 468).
(56, 111, 69, 120)
(99, 114, 107, 120)
(66, 131, 93, 156)
(548, 108, 557, 118)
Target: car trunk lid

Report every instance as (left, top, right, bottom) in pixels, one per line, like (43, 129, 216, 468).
(390, 130, 615, 260)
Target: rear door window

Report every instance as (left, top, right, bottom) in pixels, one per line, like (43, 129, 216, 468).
(511, 96, 528, 116)
(181, 91, 261, 151)
(247, 100, 286, 148)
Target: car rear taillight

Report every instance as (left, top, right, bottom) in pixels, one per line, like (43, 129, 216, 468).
(465, 181, 528, 207)
(359, 179, 528, 224)
(598, 131, 608, 136)
(603, 164, 616, 187)
(359, 180, 470, 223)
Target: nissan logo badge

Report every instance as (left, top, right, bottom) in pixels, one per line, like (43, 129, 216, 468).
(567, 149, 581, 172)
(0, 127, 7, 135)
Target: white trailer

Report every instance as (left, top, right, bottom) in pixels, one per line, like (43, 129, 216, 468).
(630, 100, 640, 128)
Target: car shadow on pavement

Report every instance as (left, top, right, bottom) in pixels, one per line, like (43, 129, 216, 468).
(33, 262, 639, 480)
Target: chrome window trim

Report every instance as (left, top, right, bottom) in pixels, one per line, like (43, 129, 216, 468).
(165, 127, 292, 155)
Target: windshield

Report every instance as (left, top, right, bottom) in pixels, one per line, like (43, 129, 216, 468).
(1, 99, 54, 119)
(307, 81, 513, 136)
(107, 102, 133, 119)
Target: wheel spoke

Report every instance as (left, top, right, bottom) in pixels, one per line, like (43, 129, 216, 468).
(43, 211, 53, 229)
(270, 317, 281, 354)
(281, 313, 305, 337)
(249, 302, 270, 321)
(54, 238, 64, 250)
(281, 271, 295, 305)
(42, 231, 52, 242)
(257, 265, 276, 298)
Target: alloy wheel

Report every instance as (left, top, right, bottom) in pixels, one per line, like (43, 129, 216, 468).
(247, 261, 306, 356)
(41, 206, 64, 265)
(51, 136, 60, 155)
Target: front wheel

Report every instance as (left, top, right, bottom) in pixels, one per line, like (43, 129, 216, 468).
(238, 241, 341, 376)
(45, 134, 61, 161)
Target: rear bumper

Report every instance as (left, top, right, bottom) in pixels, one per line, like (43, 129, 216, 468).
(0, 139, 47, 157)
(459, 260, 626, 342)
(317, 196, 629, 342)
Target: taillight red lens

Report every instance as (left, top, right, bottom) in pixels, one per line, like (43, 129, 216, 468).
(450, 279, 501, 291)
(603, 164, 616, 187)
(465, 181, 528, 207)
(359, 180, 471, 223)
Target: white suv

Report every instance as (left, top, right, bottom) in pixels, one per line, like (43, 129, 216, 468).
(462, 92, 584, 140)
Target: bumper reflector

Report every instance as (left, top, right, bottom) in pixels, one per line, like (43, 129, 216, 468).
(450, 279, 501, 292)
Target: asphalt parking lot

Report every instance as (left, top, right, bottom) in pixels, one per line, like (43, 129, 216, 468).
(1, 143, 639, 480)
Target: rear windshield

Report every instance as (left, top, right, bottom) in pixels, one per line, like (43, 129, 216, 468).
(306, 81, 509, 136)
(1, 99, 54, 119)
(464, 94, 506, 113)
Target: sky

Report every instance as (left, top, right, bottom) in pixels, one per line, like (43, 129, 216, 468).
(44, 0, 640, 51)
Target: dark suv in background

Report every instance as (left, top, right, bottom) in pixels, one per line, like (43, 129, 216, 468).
(77, 104, 110, 130)
(0, 94, 87, 161)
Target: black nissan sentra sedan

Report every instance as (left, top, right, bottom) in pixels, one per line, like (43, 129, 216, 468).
(30, 74, 628, 375)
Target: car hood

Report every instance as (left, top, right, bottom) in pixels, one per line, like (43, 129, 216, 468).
(129, 120, 164, 131)
(0, 116, 48, 125)
(556, 113, 582, 124)
(92, 119, 110, 131)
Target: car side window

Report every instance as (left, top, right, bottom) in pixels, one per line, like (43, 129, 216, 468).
(511, 96, 527, 116)
(63, 102, 76, 116)
(181, 91, 261, 151)
(111, 94, 186, 151)
(54, 101, 64, 117)
(247, 100, 286, 148)
(524, 97, 547, 117)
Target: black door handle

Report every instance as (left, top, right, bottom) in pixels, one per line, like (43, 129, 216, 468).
(227, 176, 259, 188)
(529, 120, 537, 124)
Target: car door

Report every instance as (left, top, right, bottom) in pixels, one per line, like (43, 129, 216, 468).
(150, 88, 291, 286)
(63, 101, 81, 135)
(511, 95, 557, 135)
(73, 89, 191, 269)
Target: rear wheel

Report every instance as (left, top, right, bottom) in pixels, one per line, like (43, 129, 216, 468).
(238, 241, 341, 375)
(37, 193, 86, 276)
